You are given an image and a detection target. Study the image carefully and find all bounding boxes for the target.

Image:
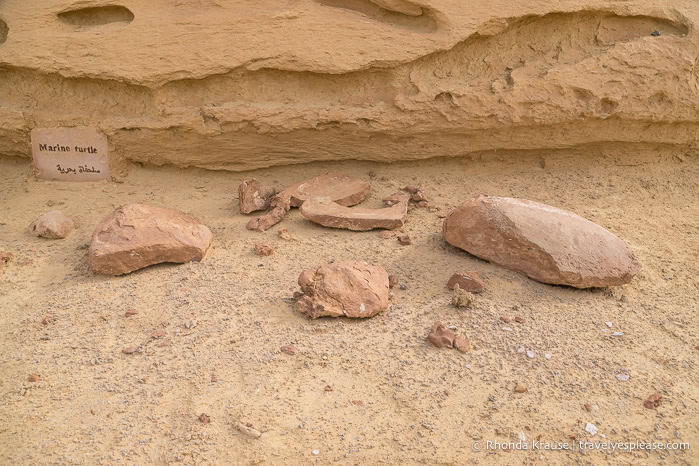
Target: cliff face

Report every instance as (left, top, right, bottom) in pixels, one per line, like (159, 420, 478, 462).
(1, 0, 697, 171)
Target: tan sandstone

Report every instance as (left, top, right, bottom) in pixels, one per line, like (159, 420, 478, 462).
(443, 195, 640, 288)
(89, 204, 213, 275)
(1, 2, 696, 170)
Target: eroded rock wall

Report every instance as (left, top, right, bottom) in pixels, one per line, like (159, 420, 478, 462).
(0, 0, 697, 171)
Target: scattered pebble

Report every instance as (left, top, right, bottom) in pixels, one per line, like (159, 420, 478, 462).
(397, 234, 412, 246)
(184, 320, 197, 329)
(41, 316, 52, 325)
(544, 353, 551, 360)
(514, 315, 525, 324)
(254, 243, 274, 256)
(122, 346, 137, 354)
(125, 310, 138, 317)
(605, 322, 613, 328)
(199, 413, 210, 424)
(643, 393, 663, 409)
(388, 275, 399, 289)
(27, 373, 40, 383)
(454, 335, 471, 353)
(514, 383, 527, 393)
(502, 327, 513, 332)
(280, 345, 297, 355)
(500, 316, 512, 324)
(612, 331, 624, 337)
(526, 350, 535, 359)
(517, 346, 526, 354)
(324, 385, 334, 392)
(211, 374, 217, 382)
(238, 422, 262, 438)
(428, 322, 455, 348)
(585, 423, 598, 436)
(399, 284, 408, 290)
(451, 284, 473, 308)
(278, 228, 292, 240)
(312, 449, 320, 456)
(151, 329, 166, 339)
(616, 374, 630, 382)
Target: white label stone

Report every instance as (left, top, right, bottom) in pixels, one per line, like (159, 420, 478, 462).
(31, 127, 109, 181)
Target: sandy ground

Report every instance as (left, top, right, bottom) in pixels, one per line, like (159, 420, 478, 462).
(0, 148, 697, 465)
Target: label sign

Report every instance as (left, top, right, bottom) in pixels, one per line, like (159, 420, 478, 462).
(31, 127, 110, 181)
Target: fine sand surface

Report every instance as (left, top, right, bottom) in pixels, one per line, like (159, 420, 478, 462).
(0, 149, 697, 464)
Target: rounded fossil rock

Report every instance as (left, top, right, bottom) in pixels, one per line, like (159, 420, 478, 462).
(443, 195, 640, 288)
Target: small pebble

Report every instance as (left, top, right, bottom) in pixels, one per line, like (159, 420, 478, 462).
(544, 353, 551, 360)
(616, 374, 630, 382)
(502, 327, 513, 332)
(312, 449, 320, 456)
(526, 350, 535, 359)
(612, 331, 624, 337)
(605, 322, 613, 328)
(585, 423, 598, 436)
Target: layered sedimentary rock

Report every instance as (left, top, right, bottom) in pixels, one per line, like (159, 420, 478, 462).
(0, 1, 697, 171)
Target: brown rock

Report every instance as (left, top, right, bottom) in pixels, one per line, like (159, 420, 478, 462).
(254, 243, 274, 256)
(247, 173, 370, 232)
(324, 385, 334, 391)
(403, 185, 428, 203)
(280, 345, 297, 355)
(388, 274, 399, 289)
(514, 315, 525, 324)
(238, 178, 276, 214)
(301, 197, 408, 231)
(514, 383, 527, 393)
(584, 403, 593, 412)
(122, 346, 137, 354)
(29, 210, 75, 239)
(211, 374, 218, 382)
(246, 204, 287, 232)
(454, 335, 471, 352)
(447, 272, 485, 293)
(397, 234, 412, 245)
(125, 309, 138, 317)
(27, 373, 40, 383)
(451, 284, 473, 308)
(41, 316, 52, 325)
(500, 316, 512, 324)
(88, 204, 213, 275)
(443, 195, 640, 288)
(643, 393, 663, 409)
(287, 173, 371, 208)
(199, 413, 210, 424)
(151, 328, 166, 339)
(295, 260, 389, 319)
(428, 322, 455, 348)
